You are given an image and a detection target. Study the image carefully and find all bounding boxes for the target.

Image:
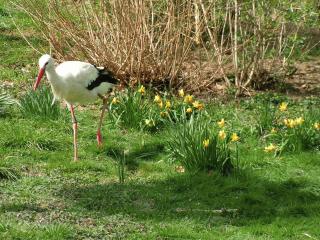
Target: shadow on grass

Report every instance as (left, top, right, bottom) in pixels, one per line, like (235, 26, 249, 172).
(0, 33, 43, 44)
(58, 169, 320, 225)
(0, 202, 46, 213)
(106, 142, 165, 172)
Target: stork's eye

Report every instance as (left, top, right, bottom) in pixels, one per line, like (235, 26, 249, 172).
(45, 62, 49, 66)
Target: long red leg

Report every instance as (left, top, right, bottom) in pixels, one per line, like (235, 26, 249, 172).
(70, 105, 78, 161)
(97, 95, 108, 146)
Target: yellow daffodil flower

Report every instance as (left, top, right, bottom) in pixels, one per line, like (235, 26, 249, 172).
(192, 101, 204, 110)
(203, 139, 210, 148)
(175, 165, 185, 173)
(231, 133, 240, 142)
(178, 89, 185, 97)
(138, 85, 145, 95)
(186, 107, 193, 113)
(264, 143, 277, 153)
(145, 119, 154, 127)
(192, 101, 199, 108)
(279, 102, 288, 112)
(218, 130, 226, 140)
(288, 119, 296, 128)
(284, 118, 295, 128)
(295, 117, 304, 125)
(154, 95, 161, 103)
(184, 94, 193, 104)
(160, 111, 168, 117)
(111, 97, 119, 104)
(284, 117, 304, 128)
(314, 122, 320, 130)
(165, 100, 171, 109)
(158, 101, 163, 109)
(217, 119, 225, 128)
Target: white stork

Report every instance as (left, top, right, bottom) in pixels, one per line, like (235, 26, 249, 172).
(34, 54, 119, 161)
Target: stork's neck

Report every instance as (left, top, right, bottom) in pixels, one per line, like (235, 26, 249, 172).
(45, 65, 63, 89)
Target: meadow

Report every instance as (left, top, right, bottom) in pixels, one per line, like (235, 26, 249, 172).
(1, 1, 320, 239)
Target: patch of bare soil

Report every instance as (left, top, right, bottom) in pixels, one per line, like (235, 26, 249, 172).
(181, 56, 320, 99)
(286, 59, 320, 96)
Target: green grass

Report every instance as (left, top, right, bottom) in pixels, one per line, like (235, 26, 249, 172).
(0, 0, 45, 97)
(0, 91, 17, 115)
(1, 1, 320, 239)
(1, 102, 320, 239)
(19, 85, 62, 119)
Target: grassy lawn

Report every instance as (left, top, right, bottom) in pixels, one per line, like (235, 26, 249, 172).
(1, 104, 320, 240)
(1, 109, 319, 240)
(1, 1, 320, 239)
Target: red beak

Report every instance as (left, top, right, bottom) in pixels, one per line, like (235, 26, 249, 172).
(34, 67, 45, 90)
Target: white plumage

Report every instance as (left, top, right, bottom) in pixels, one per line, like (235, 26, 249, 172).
(34, 54, 119, 161)
(37, 54, 115, 105)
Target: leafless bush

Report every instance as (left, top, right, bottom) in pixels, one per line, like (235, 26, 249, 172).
(196, 0, 302, 95)
(14, 0, 194, 87)
(14, 0, 316, 96)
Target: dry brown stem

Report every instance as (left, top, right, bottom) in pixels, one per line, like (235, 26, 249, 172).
(14, 0, 194, 87)
(13, 0, 310, 96)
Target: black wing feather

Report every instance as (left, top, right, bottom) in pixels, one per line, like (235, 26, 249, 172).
(86, 67, 119, 90)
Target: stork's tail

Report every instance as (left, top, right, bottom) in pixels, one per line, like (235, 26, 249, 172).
(95, 66, 119, 85)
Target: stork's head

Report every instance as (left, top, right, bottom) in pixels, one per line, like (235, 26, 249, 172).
(34, 54, 54, 90)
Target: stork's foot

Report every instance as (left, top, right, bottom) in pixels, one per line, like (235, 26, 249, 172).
(97, 130, 103, 147)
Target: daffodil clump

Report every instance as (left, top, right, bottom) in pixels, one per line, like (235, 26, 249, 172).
(110, 86, 209, 132)
(215, 118, 240, 143)
(264, 101, 320, 153)
(110, 87, 318, 156)
(168, 118, 239, 175)
(180, 90, 204, 112)
(153, 93, 170, 121)
(109, 86, 168, 132)
(150, 89, 206, 125)
(109, 86, 152, 130)
(213, 118, 241, 174)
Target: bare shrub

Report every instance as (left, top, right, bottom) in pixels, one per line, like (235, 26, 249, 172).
(14, 0, 194, 87)
(196, 0, 307, 95)
(13, 0, 318, 96)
